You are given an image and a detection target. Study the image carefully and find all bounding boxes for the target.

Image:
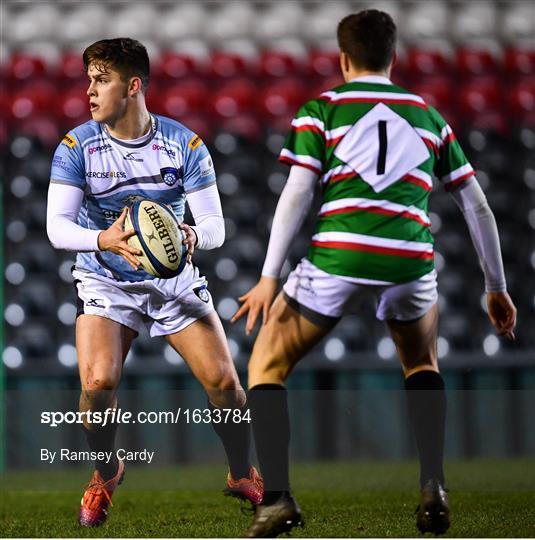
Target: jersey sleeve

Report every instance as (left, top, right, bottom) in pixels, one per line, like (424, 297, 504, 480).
(50, 132, 86, 189)
(279, 99, 325, 175)
(182, 133, 216, 194)
(430, 107, 475, 191)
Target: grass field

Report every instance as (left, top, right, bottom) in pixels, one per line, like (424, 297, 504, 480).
(1, 459, 534, 537)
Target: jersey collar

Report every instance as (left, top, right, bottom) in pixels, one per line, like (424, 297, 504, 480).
(348, 75, 393, 85)
(103, 115, 158, 148)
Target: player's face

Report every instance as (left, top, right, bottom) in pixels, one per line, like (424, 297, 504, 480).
(86, 63, 129, 125)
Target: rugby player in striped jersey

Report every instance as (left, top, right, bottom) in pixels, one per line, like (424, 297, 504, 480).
(47, 38, 262, 527)
(233, 10, 516, 537)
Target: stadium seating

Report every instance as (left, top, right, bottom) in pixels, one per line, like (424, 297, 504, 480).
(2, 0, 534, 372)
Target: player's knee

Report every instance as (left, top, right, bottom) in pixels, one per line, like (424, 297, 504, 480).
(202, 368, 238, 393)
(83, 373, 120, 393)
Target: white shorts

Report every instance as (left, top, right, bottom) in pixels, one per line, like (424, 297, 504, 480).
(283, 258, 437, 326)
(73, 263, 215, 337)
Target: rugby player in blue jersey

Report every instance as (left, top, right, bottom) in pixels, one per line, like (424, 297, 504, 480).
(46, 38, 262, 527)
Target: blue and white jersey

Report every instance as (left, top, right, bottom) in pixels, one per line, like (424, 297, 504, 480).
(50, 114, 216, 282)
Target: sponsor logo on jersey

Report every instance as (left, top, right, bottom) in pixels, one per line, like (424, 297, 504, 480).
(199, 155, 214, 178)
(86, 171, 127, 179)
(124, 151, 144, 162)
(61, 134, 77, 149)
(188, 135, 202, 150)
(88, 143, 113, 155)
(52, 156, 72, 173)
(193, 285, 210, 303)
(152, 143, 176, 157)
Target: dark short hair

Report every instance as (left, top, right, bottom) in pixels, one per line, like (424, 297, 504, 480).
(83, 38, 150, 92)
(337, 10, 397, 72)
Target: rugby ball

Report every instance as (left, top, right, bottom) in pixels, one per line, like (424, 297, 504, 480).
(125, 200, 187, 278)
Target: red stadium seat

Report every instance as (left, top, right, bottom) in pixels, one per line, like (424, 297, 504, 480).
(6, 54, 47, 86)
(308, 49, 340, 77)
(411, 76, 452, 110)
(505, 47, 535, 77)
(161, 81, 209, 119)
(220, 115, 262, 140)
(10, 81, 56, 121)
(58, 87, 91, 128)
(456, 47, 502, 77)
(260, 79, 307, 119)
(470, 112, 509, 135)
(259, 51, 303, 78)
(458, 77, 501, 117)
(212, 78, 257, 119)
(157, 52, 205, 81)
(407, 48, 452, 76)
(508, 78, 535, 118)
(57, 52, 86, 86)
(16, 115, 60, 148)
(210, 52, 256, 78)
(310, 75, 344, 99)
(176, 115, 211, 141)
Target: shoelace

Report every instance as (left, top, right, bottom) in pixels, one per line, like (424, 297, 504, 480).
(83, 475, 116, 510)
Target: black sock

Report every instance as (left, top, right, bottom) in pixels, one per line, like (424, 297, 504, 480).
(208, 400, 251, 479)
(83, 420, 119, 481)
(405, 370, 446, 488)
(249, 384, 290, 505)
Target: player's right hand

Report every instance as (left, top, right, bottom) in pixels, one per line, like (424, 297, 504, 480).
(486, 291, 517, 341)
(231, 276, 279, 335)
(97, 208, 142, 270)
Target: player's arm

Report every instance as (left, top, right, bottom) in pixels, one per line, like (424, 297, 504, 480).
(449, 178, 517, 339)
(231, 165, 318, 334)
(184, 182, 225, 257)
(46, 182, 141, 269)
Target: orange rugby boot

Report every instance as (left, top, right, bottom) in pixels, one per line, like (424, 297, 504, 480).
(78, 459, 125, 527)
(225, 466, 264, 506)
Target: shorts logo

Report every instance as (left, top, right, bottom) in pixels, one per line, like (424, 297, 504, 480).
(62, 134, 77, 148)
(188, 135, 202, 150)
(86, 298, 105, 309)
(160, 167, 182, 186)
(193, 285, 210, 303)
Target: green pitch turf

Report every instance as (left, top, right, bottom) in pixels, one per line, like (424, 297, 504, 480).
(1, 459, 534, 537)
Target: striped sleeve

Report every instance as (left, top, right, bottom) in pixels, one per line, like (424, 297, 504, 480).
(429, 107, 475, 191)
(279, 99, 325, 174)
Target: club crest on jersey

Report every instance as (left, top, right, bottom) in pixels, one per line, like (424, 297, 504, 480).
(193, 285, 210, 303)
(160, 167, 182, 186)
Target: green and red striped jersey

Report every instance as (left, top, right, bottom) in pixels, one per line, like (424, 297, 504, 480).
(279, 75, 475, 284)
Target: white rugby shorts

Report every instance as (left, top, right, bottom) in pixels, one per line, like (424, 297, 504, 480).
(72, 263, 214, 336)
(283, 258, 438, 326)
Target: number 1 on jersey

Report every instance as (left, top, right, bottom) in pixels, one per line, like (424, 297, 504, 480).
(377, 120, 387, 175)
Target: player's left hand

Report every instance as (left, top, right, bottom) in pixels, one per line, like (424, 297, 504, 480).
(179, 223, 196, 264)
(231, 276, 279, 335)
(486, 291, 517, 341)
